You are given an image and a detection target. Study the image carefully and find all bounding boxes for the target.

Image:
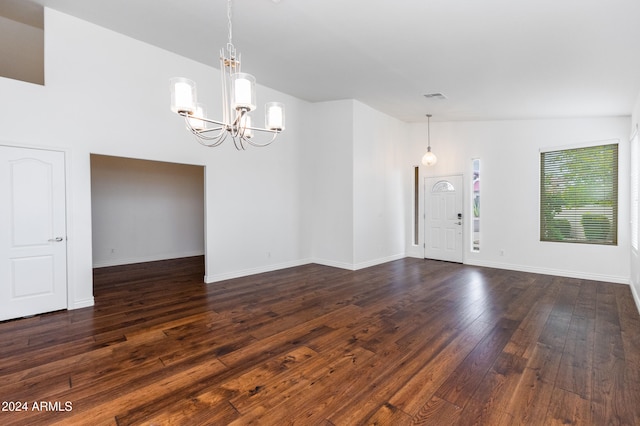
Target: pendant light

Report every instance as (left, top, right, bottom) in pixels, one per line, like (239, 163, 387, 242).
(421, 114, 437, 166)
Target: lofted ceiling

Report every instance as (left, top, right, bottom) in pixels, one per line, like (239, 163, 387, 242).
(7, 0, 640, 122)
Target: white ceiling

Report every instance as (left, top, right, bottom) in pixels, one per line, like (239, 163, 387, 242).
(11, 0, 640, 122)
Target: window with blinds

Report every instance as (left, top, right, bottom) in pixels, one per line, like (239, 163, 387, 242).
(540, 143, 618, 245)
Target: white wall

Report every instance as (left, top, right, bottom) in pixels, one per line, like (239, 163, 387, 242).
(1, 8, 635, 312)
(305, 100, 408, 270)
(406, 117, 631, 284)
(630, 92, 640, 309)
(306, 100, 355, 268)
(0, 15, 43, 85)
(90, 155, 204, 267)
(0, 9, 310, 308)
(353, 101, 406, 268)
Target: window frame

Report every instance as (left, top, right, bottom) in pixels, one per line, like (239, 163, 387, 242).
(471, 158, 480, 252)
(539, 140, 618, 246)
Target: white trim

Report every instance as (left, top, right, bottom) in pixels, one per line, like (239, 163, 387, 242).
(70, 297, 95, 310)
(406, 252, 423, 259)
(630, 281, 640, 316)
(0, 141, 67, 153)
(353, 253, 405, 271)
(205, 258, 312, 283)
(465, 259, 629, 285)
(93, 251, 205, 268)
(312, 258, 355, 271)
(539, 138, 619, 153)
(205, 254, 407, 282)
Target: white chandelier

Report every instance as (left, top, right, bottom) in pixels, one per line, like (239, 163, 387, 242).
(169, 0, 285, 150)
(421, 114, 437, 166)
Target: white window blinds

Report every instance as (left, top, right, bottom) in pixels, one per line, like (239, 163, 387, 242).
(540, 142, 618, 245)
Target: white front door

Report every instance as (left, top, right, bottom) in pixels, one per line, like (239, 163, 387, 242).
(424, 175, 463, 263)
(0, 146, 67, 321)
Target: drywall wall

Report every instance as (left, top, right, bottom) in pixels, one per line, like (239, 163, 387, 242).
(0, 15, 43, 85)
(630, 92, 640, 309)
(406, 117, 631, 284)
(0, 8, 309, 307)
(90, 155, 204, 267)
(304, 100, 408, 270)
(352, 101, 406, 268)
(306, 100, 355, 268)
(1, 7, 635, 312)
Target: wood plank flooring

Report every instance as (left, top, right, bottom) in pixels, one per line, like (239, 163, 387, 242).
(1, 256, 639, 425)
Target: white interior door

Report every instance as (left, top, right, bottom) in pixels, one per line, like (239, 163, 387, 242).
(0, 146, 67, 321)
(424, 175, 463, 263)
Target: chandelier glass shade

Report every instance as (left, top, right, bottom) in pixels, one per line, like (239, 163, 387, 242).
(421, 114, 437, 166)
(169, 0, 285, 150)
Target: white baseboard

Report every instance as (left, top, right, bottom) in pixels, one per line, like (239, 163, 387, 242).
(630, 281, 640, 316)
(464, 259, 629, 285)
(310, 253, 406, 272)
(311, 258, 356, 271)
(92, 250, 205, 268)
(205, 253, 407, 283)
(405, 253, 424, 260)
(69, 297, 95, 310)
(205, 258, 313, 283)
(353, 253, 406, 270)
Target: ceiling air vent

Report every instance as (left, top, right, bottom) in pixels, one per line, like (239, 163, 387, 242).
(423, 93, 447, 100)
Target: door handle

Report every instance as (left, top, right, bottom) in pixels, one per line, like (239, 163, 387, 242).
(48, 237, 64, 242)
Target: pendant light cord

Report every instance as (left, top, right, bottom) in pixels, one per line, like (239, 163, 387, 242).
(227, 0, 234, 53)
(427, 114, 432, 151)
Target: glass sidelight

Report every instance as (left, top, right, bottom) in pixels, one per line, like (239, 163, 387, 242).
(472, 159, 480, 252)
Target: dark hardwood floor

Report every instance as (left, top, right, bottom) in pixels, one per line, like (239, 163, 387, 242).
(1, 256, 639, 425)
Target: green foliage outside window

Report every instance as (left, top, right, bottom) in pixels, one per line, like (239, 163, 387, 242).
(540, 143, 618, 245)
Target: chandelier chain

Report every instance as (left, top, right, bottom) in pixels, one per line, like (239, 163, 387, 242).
(226, 0, 234, 54)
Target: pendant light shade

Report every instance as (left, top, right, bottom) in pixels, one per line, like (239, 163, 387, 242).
(421, 114, 437, 166)
(170, 77, 197, 115)
(422, 149, 437, 166)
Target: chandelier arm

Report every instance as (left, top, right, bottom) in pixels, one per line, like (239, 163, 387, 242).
(246, 126, 282, 134)
(193, 132, 226, 148)
(233, 136, 246, 150)
(182, 114, 228, 142)
(192, 131, 226, 145)
(195, 126, 225, 133)
(180, 111, 229, 128)
(191, 130, 227, 142)
(244, 132, 279, 148)
(189, 122, 227, 147)
(231, 111, 244, 138)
